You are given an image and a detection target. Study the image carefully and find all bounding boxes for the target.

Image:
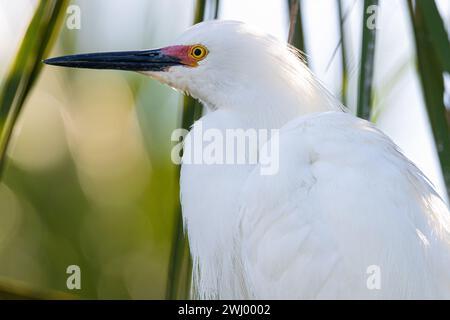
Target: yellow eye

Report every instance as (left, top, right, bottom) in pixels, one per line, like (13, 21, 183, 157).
(189, 45, 208, 60)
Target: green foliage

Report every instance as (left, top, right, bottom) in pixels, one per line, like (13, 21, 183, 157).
(0, 0, 69, 177)
(357, 0, 378, 120)
(166, 0, 221, 300)
(408, 0, 450, 199)
(337, 0, 348, 106)
(0, 0, 69, 300)
(0, 277, 75, 300)
(288, 0, 307, 64)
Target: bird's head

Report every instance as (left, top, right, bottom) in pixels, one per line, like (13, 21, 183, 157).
(45, 20, 340, 115)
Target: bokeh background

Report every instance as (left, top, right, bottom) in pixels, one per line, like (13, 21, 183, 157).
(0, 0, 449, 299)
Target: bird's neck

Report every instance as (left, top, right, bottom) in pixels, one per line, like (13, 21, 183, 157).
(203, 82, 341, 130)
(182, 69, 343, 298)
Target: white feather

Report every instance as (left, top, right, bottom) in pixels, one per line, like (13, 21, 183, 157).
(168, 21, 450, 299)
(239, 112, 450, 299)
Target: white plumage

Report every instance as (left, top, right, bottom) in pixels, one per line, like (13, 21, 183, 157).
(238, 112, 450, 299)
(175, 21, 450, 299)
(44, 19, 450, 299)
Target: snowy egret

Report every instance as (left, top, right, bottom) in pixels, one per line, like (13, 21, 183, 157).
(45, 20, 450, 299)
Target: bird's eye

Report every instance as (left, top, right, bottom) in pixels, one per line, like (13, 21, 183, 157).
(189, 45, 208, 61)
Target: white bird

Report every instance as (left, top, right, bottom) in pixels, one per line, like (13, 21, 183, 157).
(45, 20, 450, 299)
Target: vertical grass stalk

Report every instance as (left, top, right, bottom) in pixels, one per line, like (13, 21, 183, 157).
(407, 0, 450, 199)
(287, 0, 307, 64)
(166, 0, 220, 300)
(337, 0, 348, 106)
(356, 0, 378, 120)
(0, 0, 69, 178)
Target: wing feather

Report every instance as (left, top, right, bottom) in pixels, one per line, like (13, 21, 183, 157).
(238, 112, 450, 299)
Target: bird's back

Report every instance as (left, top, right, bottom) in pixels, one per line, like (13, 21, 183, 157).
(237, 111, 450, 299)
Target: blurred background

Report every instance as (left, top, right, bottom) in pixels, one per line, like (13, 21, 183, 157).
(0, 0, 449, 299)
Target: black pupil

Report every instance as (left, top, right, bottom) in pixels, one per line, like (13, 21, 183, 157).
(194, 48, 203, 57)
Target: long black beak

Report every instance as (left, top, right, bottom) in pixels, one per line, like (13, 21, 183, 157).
(43, 48, 182, 72)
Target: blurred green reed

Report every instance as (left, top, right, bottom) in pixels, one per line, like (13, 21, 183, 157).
(0, 0, 69, 178)
(408, 0, 450, 199)
(0, 0, 69, 299)
(337, 0, 348, 106)
(288, 0, 307, 64)
(356, 0, 378, 120)
(0, 276, 75, 300)
(167, 0, 221, 300)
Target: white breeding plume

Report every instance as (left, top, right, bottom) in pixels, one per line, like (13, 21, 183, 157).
(45, 20, 450, 299)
